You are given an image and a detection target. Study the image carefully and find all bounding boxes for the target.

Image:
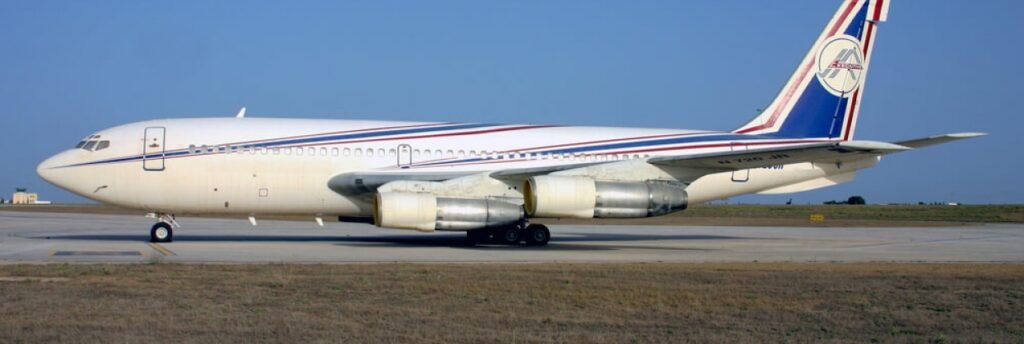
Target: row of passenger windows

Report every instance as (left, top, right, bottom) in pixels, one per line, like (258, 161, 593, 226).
(186, 144, 650, 161)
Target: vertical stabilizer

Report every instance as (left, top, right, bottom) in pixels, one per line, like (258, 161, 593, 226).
(734, 0, 889, 140)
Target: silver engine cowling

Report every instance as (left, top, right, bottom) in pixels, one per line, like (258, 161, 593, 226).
(375, 192, 524, 232)
(524, 175, 687, 219)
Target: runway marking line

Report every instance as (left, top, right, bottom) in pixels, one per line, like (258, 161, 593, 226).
(147, 243, 176, 257)
(50, 251, 145, 257)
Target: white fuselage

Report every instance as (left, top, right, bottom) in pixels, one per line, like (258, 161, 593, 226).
(38, 118, 878, 218)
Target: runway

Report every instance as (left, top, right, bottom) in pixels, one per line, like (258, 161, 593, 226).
(1, 211, 1022, 263)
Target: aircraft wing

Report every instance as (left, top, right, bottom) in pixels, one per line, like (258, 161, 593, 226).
(329, 134, 982, 198)
(646, 140, 910, 171)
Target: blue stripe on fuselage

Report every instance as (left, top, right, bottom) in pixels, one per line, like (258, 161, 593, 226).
(62, 123, 500, 168)
(414, 133, 779, 167)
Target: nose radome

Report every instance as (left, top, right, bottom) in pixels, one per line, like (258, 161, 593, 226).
(37, 153, 66, 187)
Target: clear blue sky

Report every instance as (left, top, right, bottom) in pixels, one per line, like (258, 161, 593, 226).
(1, 0, 1019, 204)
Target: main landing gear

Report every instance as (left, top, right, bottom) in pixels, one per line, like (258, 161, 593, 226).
(466, 223, 550, 247)
(146, 213, 179, 243)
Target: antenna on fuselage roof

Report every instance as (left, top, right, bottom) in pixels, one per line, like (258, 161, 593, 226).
(235, 107, 247, 118)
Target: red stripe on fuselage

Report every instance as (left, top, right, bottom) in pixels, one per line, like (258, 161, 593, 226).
(226, 122, 456, 147)
(280, 125, 559, 149)
(406, 139, 830, 169)
(499, 131, 713, 153)
(157, 125, 556, 164)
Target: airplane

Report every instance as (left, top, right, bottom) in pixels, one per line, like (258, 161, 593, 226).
(37, 0, 982, 246)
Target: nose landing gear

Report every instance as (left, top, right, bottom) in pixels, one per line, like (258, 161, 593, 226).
(150, 222, 173, 243)
(146, 213, 179, 243)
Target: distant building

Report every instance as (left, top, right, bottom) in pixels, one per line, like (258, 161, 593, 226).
(12, 189, 48, 205)
(12, 192, 38, 204)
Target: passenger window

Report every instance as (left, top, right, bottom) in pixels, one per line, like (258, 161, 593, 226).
(296, 148, 304, 156)
(367, 149, 374, 157)
(308, 147, 315, 156)
(320, 148, 328, 156)
(331, 148, 339, 156)
(457, 150, 465, 158)
(355, 148, 363, 156)
(343, 148, 351, 156)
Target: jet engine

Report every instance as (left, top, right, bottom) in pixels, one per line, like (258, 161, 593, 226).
(524, 175, 687, 219)
(374, 192, 524, 232)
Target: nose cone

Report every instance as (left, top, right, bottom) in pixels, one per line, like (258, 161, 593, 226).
(37, 152, 71, 188)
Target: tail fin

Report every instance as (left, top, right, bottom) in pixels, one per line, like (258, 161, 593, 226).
(734, 0, 890, 140)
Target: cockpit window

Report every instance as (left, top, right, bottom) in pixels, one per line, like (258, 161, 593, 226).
(77, 140, 111, 152)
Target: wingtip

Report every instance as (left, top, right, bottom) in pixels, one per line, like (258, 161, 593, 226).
(948, 132, 987, 138)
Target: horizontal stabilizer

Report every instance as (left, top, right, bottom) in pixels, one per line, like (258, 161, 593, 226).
(893, 132, 986, 149)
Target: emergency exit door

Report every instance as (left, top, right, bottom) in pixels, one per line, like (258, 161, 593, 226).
(143, 127, 166, 171)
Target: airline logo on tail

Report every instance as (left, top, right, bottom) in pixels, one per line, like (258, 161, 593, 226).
(816, 35, 865, 97)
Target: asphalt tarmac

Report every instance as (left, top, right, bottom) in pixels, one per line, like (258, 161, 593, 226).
(1, 211, 1022, 263)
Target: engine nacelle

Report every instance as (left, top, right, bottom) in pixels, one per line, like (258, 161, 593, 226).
(524, 176, 687, 219)
(374, 192, 524, 232)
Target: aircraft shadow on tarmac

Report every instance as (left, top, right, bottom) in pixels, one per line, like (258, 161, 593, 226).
(36, 232, 771, 251)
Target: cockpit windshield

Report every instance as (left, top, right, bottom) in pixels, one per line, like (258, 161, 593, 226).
(76, 135, 111, 152)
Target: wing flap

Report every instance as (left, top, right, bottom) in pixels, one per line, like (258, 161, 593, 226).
(648, 140, 909, 171)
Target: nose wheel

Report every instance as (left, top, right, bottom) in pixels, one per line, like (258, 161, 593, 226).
(146, 213, 179, 243)
(150, 222, 173, 243)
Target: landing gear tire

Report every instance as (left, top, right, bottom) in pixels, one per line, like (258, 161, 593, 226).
(150, 222, 173, 243)
(525, 224, 550, 246)
(501, 227, 521, 245)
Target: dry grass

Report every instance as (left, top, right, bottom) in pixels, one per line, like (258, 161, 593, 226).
(1, 263, 1022, 343)
(540, 204, 1024, 227)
